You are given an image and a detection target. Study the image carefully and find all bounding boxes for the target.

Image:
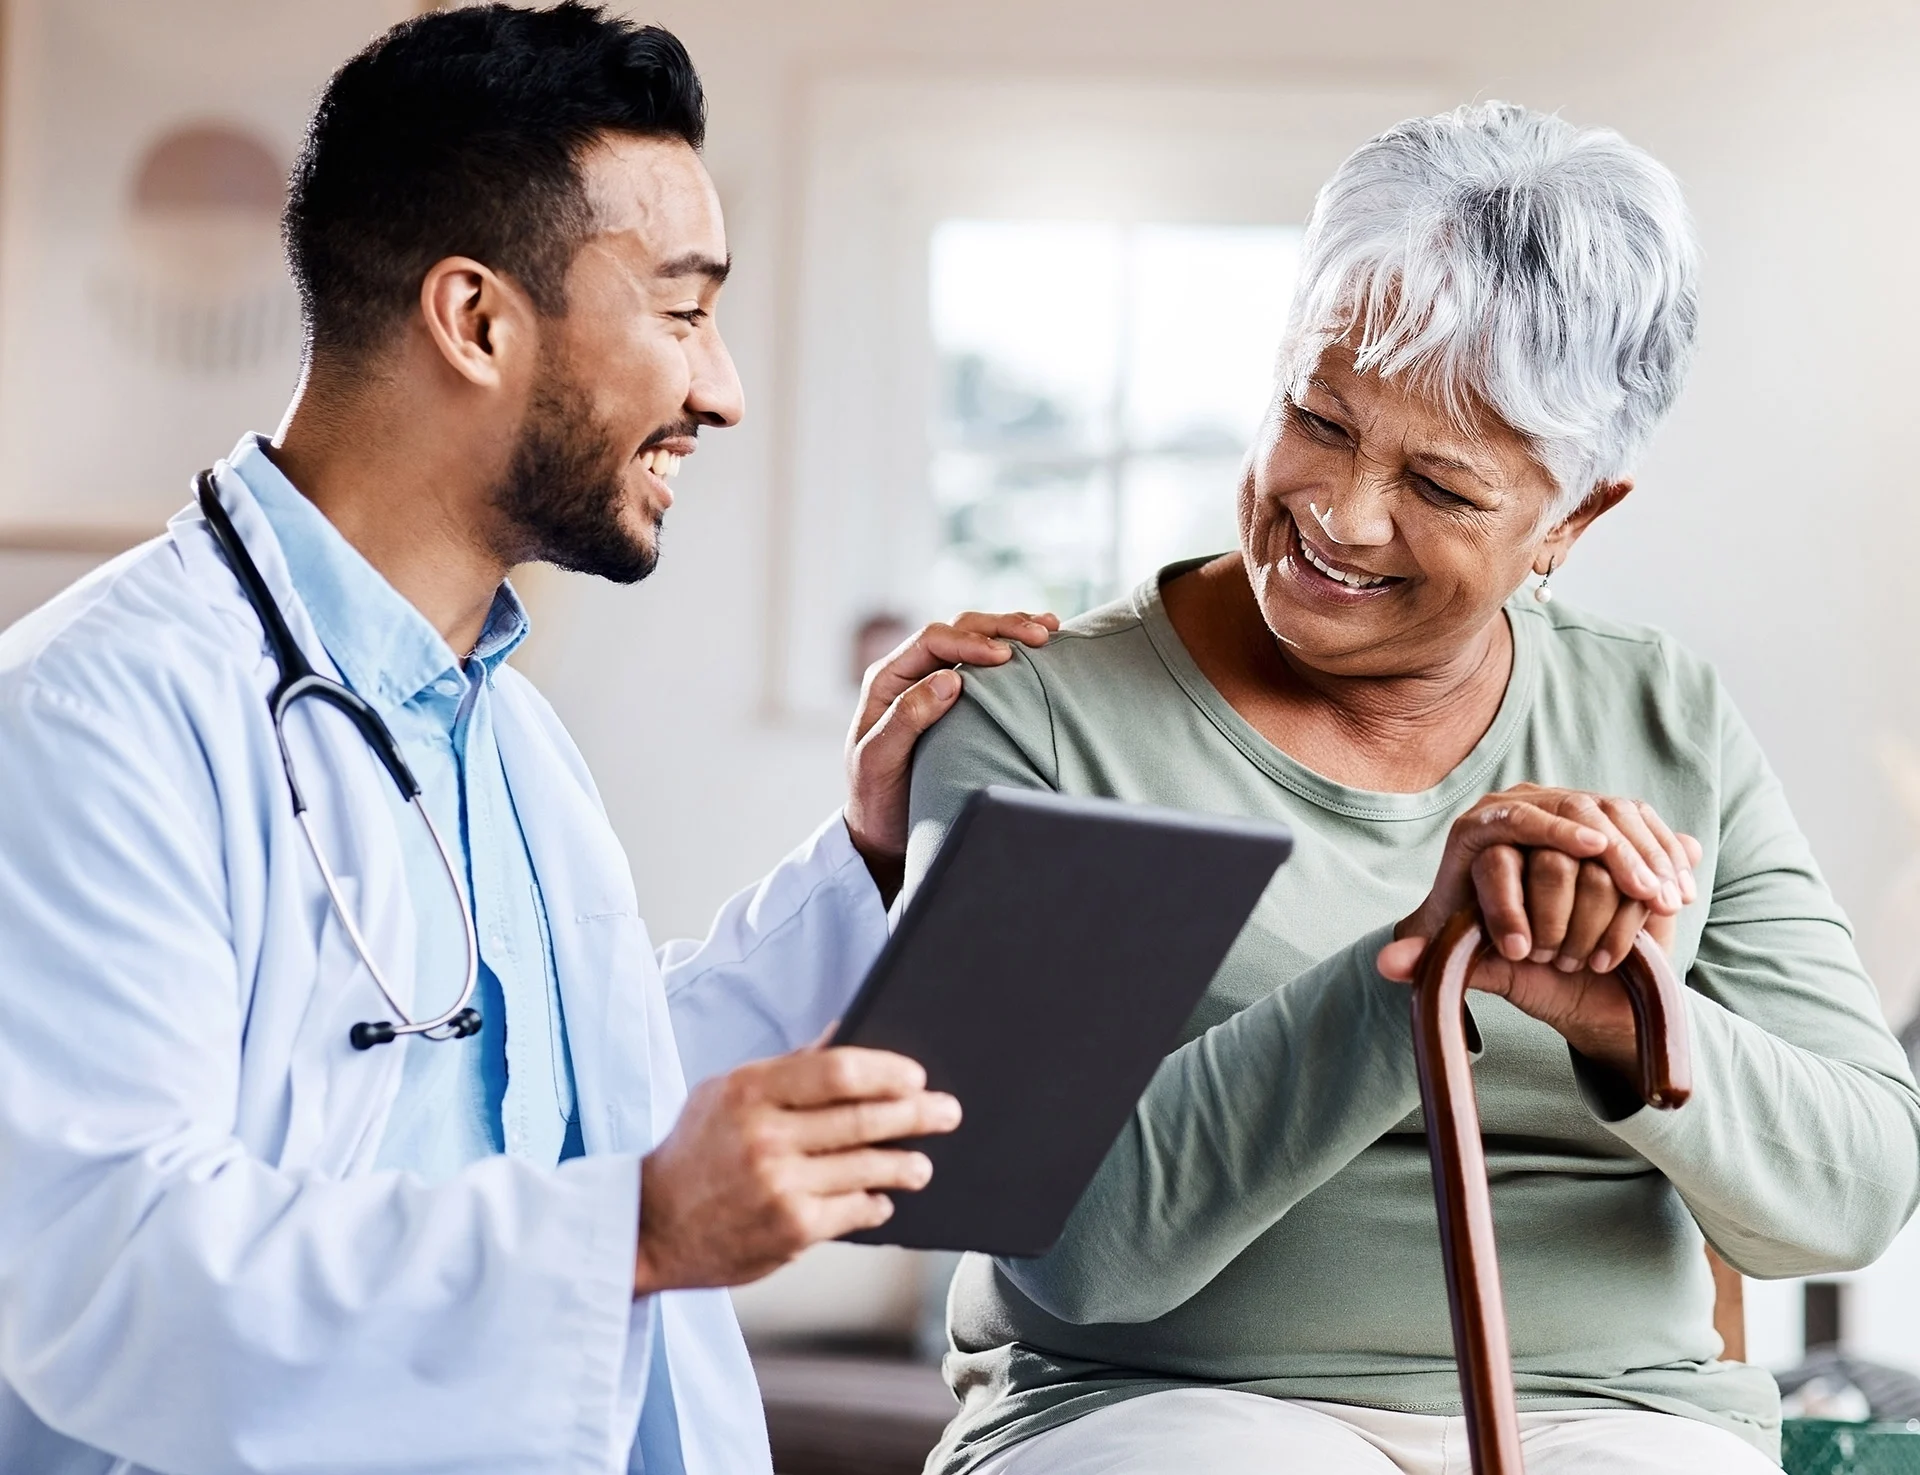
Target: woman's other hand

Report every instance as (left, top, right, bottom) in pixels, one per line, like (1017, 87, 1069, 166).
(1376, 785, 1703, 1075)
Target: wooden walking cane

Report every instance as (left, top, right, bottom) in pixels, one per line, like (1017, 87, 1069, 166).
(1411, 911, 1693, 1475)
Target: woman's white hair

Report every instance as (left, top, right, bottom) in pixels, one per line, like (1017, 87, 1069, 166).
(1280, 101, 1700, 519)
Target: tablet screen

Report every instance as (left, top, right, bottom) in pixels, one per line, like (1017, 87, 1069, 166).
(833, 786, 1291, 1256)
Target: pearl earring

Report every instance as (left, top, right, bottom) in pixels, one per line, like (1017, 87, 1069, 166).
(1533, 557, 1558, 604)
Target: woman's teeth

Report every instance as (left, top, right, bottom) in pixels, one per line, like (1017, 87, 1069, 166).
(1300, 536, 1389, 589)
(639, 449, 684, 478)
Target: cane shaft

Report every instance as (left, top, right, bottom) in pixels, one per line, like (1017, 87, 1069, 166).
(1411, 912, 1691, 1475)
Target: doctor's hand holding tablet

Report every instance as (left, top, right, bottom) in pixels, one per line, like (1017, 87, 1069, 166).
(635, 1044, 960, 1292)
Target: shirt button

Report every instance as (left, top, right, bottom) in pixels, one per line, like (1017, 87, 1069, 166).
(433, 678, 461, 697)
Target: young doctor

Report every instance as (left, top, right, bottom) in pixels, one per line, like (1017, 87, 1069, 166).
(0, 6, 1053, 1473)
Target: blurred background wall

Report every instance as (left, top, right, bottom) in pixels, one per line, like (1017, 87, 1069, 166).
(3, 0, 1918, 1376)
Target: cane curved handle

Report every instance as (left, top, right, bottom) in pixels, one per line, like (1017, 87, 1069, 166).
(1411, 911, 1691, 1475)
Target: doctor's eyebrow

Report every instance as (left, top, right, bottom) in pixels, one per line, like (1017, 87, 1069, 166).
(656, 251, 731, 285)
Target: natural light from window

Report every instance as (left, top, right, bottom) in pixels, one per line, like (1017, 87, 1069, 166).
(928, 220, 1303, 619)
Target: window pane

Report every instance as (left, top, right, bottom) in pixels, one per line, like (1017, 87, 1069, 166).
(930, 221, 1122, 455)
(1124, 225, 1302, 452)
(1118, 452, 1244, 582)
(927, 449, 1113, 620)
(927, 220, 1300, 621)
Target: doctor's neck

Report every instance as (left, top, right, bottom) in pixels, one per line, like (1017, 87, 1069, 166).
(268, 345, 522, 663)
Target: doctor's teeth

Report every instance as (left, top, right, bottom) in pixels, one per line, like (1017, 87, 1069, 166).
(643, 450, 682, 478)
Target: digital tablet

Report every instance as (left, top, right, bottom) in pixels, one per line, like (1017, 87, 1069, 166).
(831, 786, 1292, 1257)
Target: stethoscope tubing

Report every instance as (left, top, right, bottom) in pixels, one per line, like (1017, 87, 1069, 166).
(195, 467, 482, 1050)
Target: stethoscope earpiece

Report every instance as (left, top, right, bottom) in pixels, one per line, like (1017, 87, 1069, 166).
(350, 1007, 482, 1051)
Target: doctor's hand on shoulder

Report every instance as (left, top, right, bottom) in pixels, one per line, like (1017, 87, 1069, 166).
(842, 610, 1058, 905)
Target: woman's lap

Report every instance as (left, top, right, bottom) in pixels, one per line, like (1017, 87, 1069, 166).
(967, 1388, 1778, 1475)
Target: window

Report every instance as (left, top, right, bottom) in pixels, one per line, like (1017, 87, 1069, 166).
(770, 74, 1436, 714)
(926, 221, 1302, 619)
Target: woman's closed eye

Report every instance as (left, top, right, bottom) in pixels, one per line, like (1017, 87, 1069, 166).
(1287, 400, 1350, 445)
(1410, 471, 1474, 509)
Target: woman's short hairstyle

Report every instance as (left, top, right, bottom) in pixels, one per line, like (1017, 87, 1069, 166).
(1280, 101, 1700, 516)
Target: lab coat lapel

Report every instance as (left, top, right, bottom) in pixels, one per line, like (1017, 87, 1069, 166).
(491, 681, 659, 1158)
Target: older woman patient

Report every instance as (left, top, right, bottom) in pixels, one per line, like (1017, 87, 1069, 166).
(904, 103, 1920, 1474)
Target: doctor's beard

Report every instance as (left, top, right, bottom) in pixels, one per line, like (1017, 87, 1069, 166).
(489, 356, 670, 585)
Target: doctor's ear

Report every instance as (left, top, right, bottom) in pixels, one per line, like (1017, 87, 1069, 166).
(417, 256, 534, 390)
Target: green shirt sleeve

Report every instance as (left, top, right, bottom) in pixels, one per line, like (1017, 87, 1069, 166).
(1579, 675, 1920, 1277)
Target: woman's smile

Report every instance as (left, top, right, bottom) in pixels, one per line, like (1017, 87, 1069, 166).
(1280, 511, 1407, 605)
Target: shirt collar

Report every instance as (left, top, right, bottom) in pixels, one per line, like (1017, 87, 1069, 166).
(226, 433, 529, 717)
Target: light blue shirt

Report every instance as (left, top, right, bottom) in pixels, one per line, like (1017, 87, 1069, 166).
(233, 436, 582, 1179)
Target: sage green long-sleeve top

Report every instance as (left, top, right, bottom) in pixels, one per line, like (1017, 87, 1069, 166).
(903, 567, 1920, 1472)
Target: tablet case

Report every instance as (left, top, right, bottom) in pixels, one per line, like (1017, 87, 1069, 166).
(832, 786, 1291, 1257)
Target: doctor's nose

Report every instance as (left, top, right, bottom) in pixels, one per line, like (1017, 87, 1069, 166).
(687, 332, 744, 429)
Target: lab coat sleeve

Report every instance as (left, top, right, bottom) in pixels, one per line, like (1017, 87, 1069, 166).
(0, 681, 651, 1475)
(660, 812, 890, 1088)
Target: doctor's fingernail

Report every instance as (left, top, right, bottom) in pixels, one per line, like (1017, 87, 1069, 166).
(1554, 955, 1581, 973)
(1530, 947, 1554, 965)
(1590, 950, 1613, 972)
(1502, 933, 1529, 960)
(929, 670, 961, 700)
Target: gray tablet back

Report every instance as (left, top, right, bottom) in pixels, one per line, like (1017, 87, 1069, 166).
(833, 786, 1291, 1257)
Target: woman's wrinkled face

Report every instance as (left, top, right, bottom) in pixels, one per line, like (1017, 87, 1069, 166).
(1239, 342, 1563, 678)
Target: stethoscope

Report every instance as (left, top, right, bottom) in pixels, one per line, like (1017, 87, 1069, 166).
(196, 469, 482, 1051)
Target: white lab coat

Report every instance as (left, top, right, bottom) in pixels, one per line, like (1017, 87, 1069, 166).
(0, 461, 890, 1474)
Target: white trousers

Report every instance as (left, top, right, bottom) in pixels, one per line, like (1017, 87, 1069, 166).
(971, 1388, 1778, 1475)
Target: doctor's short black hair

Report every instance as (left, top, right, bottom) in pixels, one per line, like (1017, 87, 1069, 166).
(284, 2, 706, 360)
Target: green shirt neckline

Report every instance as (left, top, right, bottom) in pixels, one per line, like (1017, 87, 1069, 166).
(1135, 558, 1541, 824)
